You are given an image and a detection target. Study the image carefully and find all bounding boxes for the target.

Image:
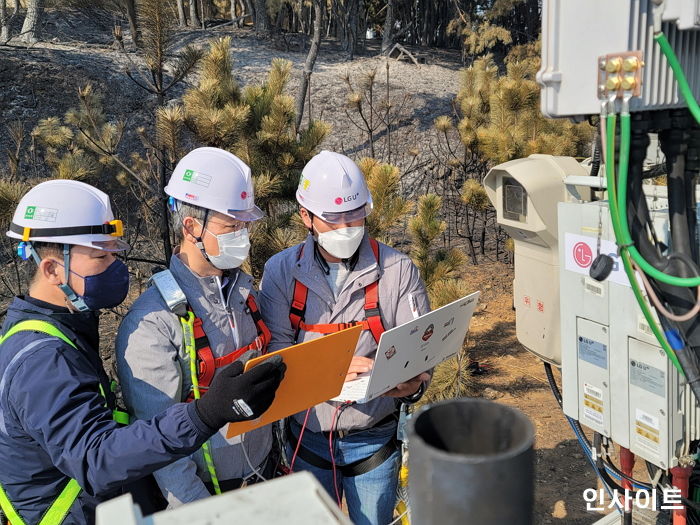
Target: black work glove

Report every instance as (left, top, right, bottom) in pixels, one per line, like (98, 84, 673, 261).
(194, 355, 286, 430)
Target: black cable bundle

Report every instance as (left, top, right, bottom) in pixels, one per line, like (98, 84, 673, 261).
(625, 111, 700, 392)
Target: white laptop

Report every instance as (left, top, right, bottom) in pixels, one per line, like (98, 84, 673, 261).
(332, 291, 480, 404)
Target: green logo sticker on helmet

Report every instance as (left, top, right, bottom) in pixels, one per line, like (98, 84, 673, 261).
(23, 206, 58, 222)
(182, 169, 211, 188)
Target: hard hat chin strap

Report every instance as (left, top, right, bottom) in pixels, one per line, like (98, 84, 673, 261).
(193, 209, 213, 265)
(307, 211, 316, 237)
(56, 244, 89, 312)
(22, 242, 89, 311)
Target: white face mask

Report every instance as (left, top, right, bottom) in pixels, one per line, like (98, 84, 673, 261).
(315, 226, 364, 259)
(204, 227, 251, 270)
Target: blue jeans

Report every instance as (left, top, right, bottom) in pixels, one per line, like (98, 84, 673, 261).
(288, 420, 400, 525)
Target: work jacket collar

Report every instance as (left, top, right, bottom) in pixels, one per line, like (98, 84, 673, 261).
(2, 294, 101, 355)
(169, 253, 253, 311)
(292, 233, 381, 315)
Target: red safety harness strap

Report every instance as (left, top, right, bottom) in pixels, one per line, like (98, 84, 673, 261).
(297, 319, 370, 333)
(187, 295, 271, 400)
(289, 238, 386, 344)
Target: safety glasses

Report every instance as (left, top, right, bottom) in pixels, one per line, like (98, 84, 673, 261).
(226, 205, 265, 222)
(319, 203, 372, 224)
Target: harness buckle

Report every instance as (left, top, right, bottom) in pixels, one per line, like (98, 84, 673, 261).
(365, 307, 381, 318)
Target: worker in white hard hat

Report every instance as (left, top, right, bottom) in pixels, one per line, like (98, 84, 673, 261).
(259, 150, 431, 525)
(116, 147, 280, 507)
(0, 179, 285, 525)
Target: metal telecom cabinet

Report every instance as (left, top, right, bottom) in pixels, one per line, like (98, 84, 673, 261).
(559, 201, 617, 439)
(558, 199, 697, 468)
(538, 0, 700, 118)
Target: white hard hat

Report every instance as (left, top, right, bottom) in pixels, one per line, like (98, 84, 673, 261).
(7, 179, 128, 251)
(296, 151, 373, 224)
(165, 147, 264, 222)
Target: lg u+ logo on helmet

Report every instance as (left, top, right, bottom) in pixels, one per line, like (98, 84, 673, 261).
(334, 193, 360, 205)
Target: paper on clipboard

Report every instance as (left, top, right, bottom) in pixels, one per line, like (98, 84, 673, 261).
(226, 325, 362, 437)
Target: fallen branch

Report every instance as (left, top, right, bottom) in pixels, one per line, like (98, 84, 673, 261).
(212, 13, 252, 28)
(385, 42, 420, 67)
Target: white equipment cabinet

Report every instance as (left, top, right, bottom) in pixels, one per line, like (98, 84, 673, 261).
(558, 199, 700, 469)
(538, 0, 700, 118)
(95, 472, 352, 525)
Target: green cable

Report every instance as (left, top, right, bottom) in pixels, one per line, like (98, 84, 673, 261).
(605, 113, 684, 374)
(655, 32, 700, 125)
(605, 32, 700, 287)
(615, 111, 700, 286)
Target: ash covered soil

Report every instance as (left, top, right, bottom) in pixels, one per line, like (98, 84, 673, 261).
(0, 10, 610, 524)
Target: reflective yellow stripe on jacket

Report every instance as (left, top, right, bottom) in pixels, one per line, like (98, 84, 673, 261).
(0, 319, 127, 525)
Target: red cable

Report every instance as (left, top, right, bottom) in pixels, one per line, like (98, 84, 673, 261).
(289, 408, 311, 472)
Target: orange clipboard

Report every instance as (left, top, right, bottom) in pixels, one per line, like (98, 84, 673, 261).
(226, 325, 362, 437)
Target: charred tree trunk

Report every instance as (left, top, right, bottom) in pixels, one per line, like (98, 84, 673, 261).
(245, 0, 256, 25)
(122, 0, 139, 46)
(200, 0, 213, 21)
(176, 0, 187, 27)
(189, 0, 200, 28)
(199, 0, 206, 28)
(347, 0, 358, 59)
(1, 0, 9, 43)
(19, 0, 43, 44)
(254, 0, 269, 32)
(335, 0, 359, 59)
(295, 0, 322, 132)
(381, 0, 395, 53)
(231, 0, 245, 26)
(480, 210, 486, 255)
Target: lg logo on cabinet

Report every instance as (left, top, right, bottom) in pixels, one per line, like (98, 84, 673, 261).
(564, 233, 628, 287)
(573, 242, 593, 268)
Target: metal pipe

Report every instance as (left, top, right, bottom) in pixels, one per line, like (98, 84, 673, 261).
(407, 398, 535, 525)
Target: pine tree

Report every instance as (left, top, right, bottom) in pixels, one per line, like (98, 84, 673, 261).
(181, 37, 329, 207)
(454, 42, 593, 165)
(447, 0, 540, 62)
(180, 36, 330, 278)
(0, 109, 109, 255)
(404, 194, 474, 403)
(360, 157, 412, 244)
(430, 42, 593, 264)
(409, 194, 469, 306)
(117, 0, 203, 259)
